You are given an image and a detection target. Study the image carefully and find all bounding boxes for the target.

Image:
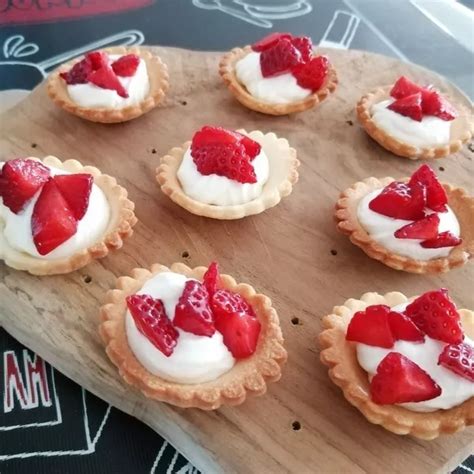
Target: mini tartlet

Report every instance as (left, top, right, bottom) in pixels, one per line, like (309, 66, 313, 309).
(47, 46, 169, 123)
(335, 165, 474, 273)
(157, 126, 299, 219)
(0, 156, 137, 275)
(356, 76, 473, 160)
(319, 290, 474, 439)
(99, 261, 287, 409)
(219, 32, 338, 115)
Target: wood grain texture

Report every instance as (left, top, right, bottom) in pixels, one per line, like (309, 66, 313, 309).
(0, 47, 473, 474)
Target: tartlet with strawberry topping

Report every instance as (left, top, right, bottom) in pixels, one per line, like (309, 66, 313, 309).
(335, 164, 474, 273)
(357, 76, 473, 159)
(0, 156, 136, 275)
(99, 261, 287, 409)
(319, 289, 474, 439)
(47, 46, 169, 123)
(157, 126, 299, 219)
(219, 32, 338, 115)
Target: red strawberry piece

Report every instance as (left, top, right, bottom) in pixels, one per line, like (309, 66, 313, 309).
(438, 342, 474, 382)
(390, 76, 423, 99)
(126, 294, 178, 357)
(292, 55, 329, 91)
(87, 65, 128, 98)
(203, 261, 219, 297)
(0, 159, 50, 213)
(388, 311, 424, 342)
(211, 288, 256, 320)
(31, 179, 77, 255)
(405, 289, 463, 344)
(111, 54, 140, 77)
(421, 231, 462, 249)
(239, 135, 261, 160)
(394, 213, 439, 240)
(251, 32, 292, 52)
(53, 174, 93, 220)
(260, 38, 302, 78)
(369, 181, 426, 221)
(60, 56, 93, 85)
(86, 51, 108, 70)
(346, 305, 394, 348)
(370, 352, 441, 404)
(408, 164, 447, 212)
(388, 92, 423, 122)
(422, 90, 457, 121)
(215, 311, 261, 359)
(291, 36, 313, 62)
(174, 280, 215, 337)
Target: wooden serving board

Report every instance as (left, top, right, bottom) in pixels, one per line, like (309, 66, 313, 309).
(0, 47, 473, 474)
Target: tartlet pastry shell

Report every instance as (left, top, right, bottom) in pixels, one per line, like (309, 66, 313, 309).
(0, 156, 137, 275)
(219, 46, 338, 116)
(99, 262, 287, 410)
(47, 46, 169, 123)
(335, 176, 474, 273)
(356, 86, 473, 159)
(319, 291, 474, 440)
(156, 130, 300, 220)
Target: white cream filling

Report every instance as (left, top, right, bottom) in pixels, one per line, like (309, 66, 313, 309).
(0, 162, 110, 260)
(125, 272, 235, 384)
(177, 145, 270, 206)
(357, 189, 460, 261)
(67, 55, 149, 109)
(371, 99, 451, 148)
(356, 302, 474, 412)
(235, 51, 311, 104)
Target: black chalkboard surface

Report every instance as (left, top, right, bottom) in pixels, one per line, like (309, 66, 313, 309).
(0, 1, 472, 472)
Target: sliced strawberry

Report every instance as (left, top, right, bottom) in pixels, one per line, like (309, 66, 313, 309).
(408, 164, 447, 212)
(260, 38, 302, 78)
(211, 288, 256, 320)
(291, 36, 313, 62)
(438, 342, 474, 382)
(126, 294, 178, 357)
(173, 280, 215, 337)
(388, 311, 425, 342)
(421, 231, 462, 249)
(346, 305, 394, 348)
(422, 90, 457, 121)
(292, 55, 329, 91)
(53, 174, 93, 220)
(405, 289, 463, 344)
(111, 54, 140, 77)
(60, 56, 93, 85)
(394, 214, 439, 240)
(31, 179, 77, 255)
(390, 76, 423, 99)
(87, 65, 128, 98)
(0, 159, 50, 213)
(203, 261, 219, 297)
(369, 181, 426, 221)
(388, 92, 423, 122)
(251, 32, 292, 52)
(215, 311, 261, 359)
(240, 135, 261, 160)
(370, 352, 441, 404)
(86, 51, 108, 70)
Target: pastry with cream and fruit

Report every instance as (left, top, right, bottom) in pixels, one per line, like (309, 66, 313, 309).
(335, 164, 474, 273)
(157, 125, 299, 219)
(219, 32, 338, 115)
(319, 289, 474, 439)
(0, 156, 136, 275)
(357, 76, 473, 159)
(99, 261, 287, 409)
(47, 47, 169, 123)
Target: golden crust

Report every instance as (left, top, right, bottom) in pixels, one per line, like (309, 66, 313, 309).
(0, 156, 137, 275)
(47, 46, 169, 123)
(219, 46, 338, 116)
(156, 130, 300, 220)
(319, 291, 474, 440)
(335, 177, 474, 273)
(356, 86, 473, 160)
(99, 262, 287, 410)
